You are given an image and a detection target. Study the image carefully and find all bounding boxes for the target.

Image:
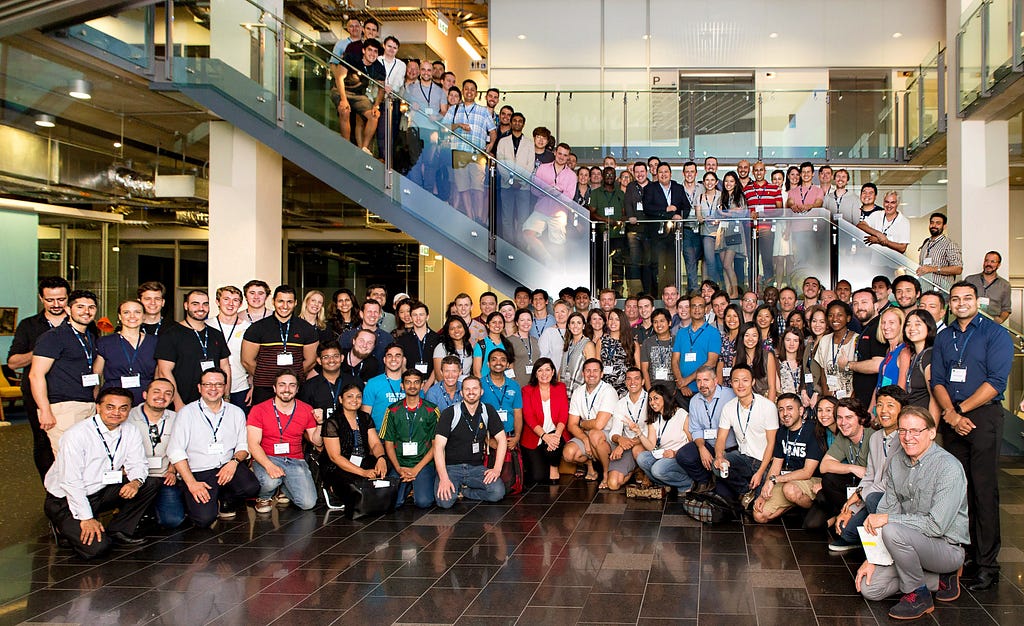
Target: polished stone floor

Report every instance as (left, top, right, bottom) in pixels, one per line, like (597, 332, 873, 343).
(2, 435, 1024, 624)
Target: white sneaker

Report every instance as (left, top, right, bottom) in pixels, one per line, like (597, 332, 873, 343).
(361, 146, 373, 155)
(275, 493, 291, 507)
(255, 498, 273, 514)
(322, 487, 345, 511)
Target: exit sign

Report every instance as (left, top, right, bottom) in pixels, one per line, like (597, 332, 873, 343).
(437, 14, 449, 35)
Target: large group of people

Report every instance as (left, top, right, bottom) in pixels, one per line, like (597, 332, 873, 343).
(6, 251, 1016, 620)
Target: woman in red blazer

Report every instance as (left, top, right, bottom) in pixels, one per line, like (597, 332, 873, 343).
(520, 357, 569, 485)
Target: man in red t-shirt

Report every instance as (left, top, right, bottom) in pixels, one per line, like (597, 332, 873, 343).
(743, 161, 783, 286)
(247, 371, 322, 512)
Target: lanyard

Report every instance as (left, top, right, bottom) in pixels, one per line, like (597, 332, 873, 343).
(701, 192, 718, 216)
(880, 214, 897, 235)
(655, 415, 668, 447)
(906, 349, 925, 392)
(735, 399, 754, 442)
(346, 352, 365, 378)
(461, 403, 486, 444)
(626, 392, 647, 424)
(142, 413, 166, 453)
(279, 320, 291, 353)
(684, 185, 698, 207)
(118, 332, 142, 374)
(701, 397, 720, 430)
(383, 58, 398, 81)
(662, 184, 672, 204)
(458, 103, 476, 124)
(951, 324, 977, 367)
(386, 376, 402, 399)
(830, 330, 850, 369)
(782, 420, 806, 469)
(272, 402, 297, 442)
(418, 81, 433, 102)
(351, 418, 364, 453)
(584, 382, 604, 419)
(517, 335, 533, 362)
(847, 436, 864, 464)
(325, 376, 342, 405)
(882, 432, 895, 458)
(486, 377, 509, 410)
(246, 309, 268, 322)
(144, 320, 162, 335)
(686, 324, 706, 349)
(403, 399, 422, 441)
(415, 331, 429, 363)
(71, 326, 94, 368)
(93, 416, 123, 470)
(798, 184, 812, 205)
(534, 315, 551, 335)
(216, 316, 239, 344)
(201, 404, 226, 442)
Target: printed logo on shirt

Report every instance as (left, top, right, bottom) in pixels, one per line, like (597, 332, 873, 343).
(781, 439, 807, 459)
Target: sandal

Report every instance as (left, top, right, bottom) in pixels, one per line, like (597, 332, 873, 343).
(598, 481, 609, 490)
(574, 466, 586, 479)
(585, 470, 599, 481)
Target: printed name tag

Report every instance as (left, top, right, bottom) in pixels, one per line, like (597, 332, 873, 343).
(505, 369, 516, 378)
(373, 479, 391, 488)
(703, 429, 716, 440)
(604, 207, 614, 216)
(102, 470, 122, 485)
(654, 367, 669, 379)
(121, 374, 141, 388)
(923, 257, 933, 265)
(684, 353, 697, 362)
(200, 360, 215, 371)
(636, 202, 644, 212)
(471, 442, 481, 454)
(349, 454, 363, 466)
(826, 375, 840, 389)
(525, 365, 534, 375)
(424, 107, 434, 115)
(847, 487, 858, 500)
(415, 363, 428, 373)
(148, 457, 162, 470)
(81, 373, 100, 387)
(722, 367, 732, 377)
(804, 373, 814, 384)
(603, 365, 613, 374)
(207, 442, 224, 455)
(402, 442, 418, 456)
(835, 390, 848, 399)
(497, 409, 509, 426)
(950, 368, 967, 383)
(277, 353, 294, 366)
(978, 297, 990, 307)
(274, 442, 290, 455)
(652, 449, 665, 459)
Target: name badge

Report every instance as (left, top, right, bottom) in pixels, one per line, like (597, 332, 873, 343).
(402, 441, 418, 456)
(978, 297, 991, 307)
(722, 367, 732, 377)
(415, 363, 428, 373)
(684, 352, 697, 363)
(471, 442, 481, 454)
(654, 367, 669, 379)
(923, 257, 933, 265)
(525, 365, 534, 375)
(636, 202, 644, 212)
(274, 442, 290, 455)
(950, 367, 967, 383)
(733, 225, 740, 233)
(102, 470, 122, 485)
(604, 207, 614, 216)
(424, 107, 434, 115)
(835, 390, 848, 399)
(81, 373, 100, 387)
(804, 373, 814, 384)
(200, 360, 215, 371)
(497, 409, 509, 426)
(207, 442, 224, 455)
(121, 374, 141, 389)
(847, 487, 858, 500)
(373, 479, 391, 488)
(826, 375, 840, 389)
(147, 457, 163, 470)
(603, 365, 613, 374)
(349, 454, 363, 466)
(505, 369, 516, 378)
(702, 429, 717, 440)
(277, 353, 294, 366)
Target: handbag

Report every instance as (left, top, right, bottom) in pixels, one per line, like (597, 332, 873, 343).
(724, 232, 742, 246)
(347, 476, 400, 519)
(486, 446, 524, 496)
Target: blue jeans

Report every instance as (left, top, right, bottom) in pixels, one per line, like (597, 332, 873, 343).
(715, 452, 762, 500)
(638, 451, 693, 490)
(253, 456, 318, 510)
(840, 490, 884, 543)
(682, 229, 703, 294)
(435, 463, 505, 508)
(154, 482, 186, 529)
(389, 463, 438, 509)
(701, 235, 723, 284)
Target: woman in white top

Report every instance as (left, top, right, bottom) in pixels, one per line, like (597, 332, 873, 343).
(433, 316, 474, 380)
(774, 166, 800, 280)
(633, 383, 689, 493)
(696, 171, 723, 286)
(814, 301, 857, 399)
(561, 312, 597, 394)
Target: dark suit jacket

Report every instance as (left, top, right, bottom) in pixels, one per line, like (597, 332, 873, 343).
(641, 181, 691, 221)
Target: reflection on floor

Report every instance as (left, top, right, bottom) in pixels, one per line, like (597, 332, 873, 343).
(1, 446, 1024, 624)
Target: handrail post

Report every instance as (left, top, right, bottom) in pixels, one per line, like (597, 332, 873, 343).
(163, 0, 174, 82)
(275, 21, 284, 124)
(384, 92, 394, 189)
(674, 226, 683, 295)
(487, 159, 497, 259)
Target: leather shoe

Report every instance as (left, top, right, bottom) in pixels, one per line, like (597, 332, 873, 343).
(109, 531, 147, 546)
(965, 569, 998, 591)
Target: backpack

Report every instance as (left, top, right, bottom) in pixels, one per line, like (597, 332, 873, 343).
(451, 404, 523, 495)
(682, 493, 734, 525)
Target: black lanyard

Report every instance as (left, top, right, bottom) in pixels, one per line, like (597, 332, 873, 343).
(486, 377, 510, 410)
(626, 392, 647, 424)
(418, 81, 434, 102)
(93, 416, 122, 470)
(951, 324, 977, 367)
(735, 399, 754, 442)
(584, 382, 605, 418)
(782, 421, 806, 470)
(216, 316, 239, 344)
(117, 332, 142, 374)
(279, 320, 292, 353)
(272, 402, 297, 442)
(202, 404, 226, 442)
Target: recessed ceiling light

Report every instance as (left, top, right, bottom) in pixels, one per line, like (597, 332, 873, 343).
(892, 32, 903, 38)
(113, 141, 122, 148)
(517, 34, 526, 40)
(769, 32, 779, 39)
(936, 178, 948, 184)
(34, 114, 55, 128)
(68, 78, 92, 100)
(641, 34, 650, 40)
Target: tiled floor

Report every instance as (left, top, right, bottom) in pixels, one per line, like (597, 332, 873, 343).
(2, 456, 1024, 625)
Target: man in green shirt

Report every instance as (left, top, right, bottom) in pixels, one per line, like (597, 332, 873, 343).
(380, 369, 439, 508)
(590, 166, 628, 286)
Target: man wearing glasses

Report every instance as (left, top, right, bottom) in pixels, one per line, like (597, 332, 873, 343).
(855, 406, 968, 620)
(7, 276, 70, 481)
(166, 368, 258, 526)
(127, 378, 185, 528)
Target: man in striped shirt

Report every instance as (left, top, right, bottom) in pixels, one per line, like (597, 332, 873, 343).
(743, 161, 782, 287)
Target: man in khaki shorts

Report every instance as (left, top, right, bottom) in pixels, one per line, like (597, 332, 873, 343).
(752, 393, 825, 523)
(29, 290, 101, 454)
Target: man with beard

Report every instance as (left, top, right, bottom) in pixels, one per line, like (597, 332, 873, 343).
(915, 213, 962, 293)
(155, 290, 231, 411)
(841, 288, 889, 409)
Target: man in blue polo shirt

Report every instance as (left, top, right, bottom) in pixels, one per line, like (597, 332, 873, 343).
(932, 281, 1014, 591)
(479, 349, 523, 452)
(671, 294, 721, 409)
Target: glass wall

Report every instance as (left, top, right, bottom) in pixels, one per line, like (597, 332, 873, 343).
(286, 242, 420, 305)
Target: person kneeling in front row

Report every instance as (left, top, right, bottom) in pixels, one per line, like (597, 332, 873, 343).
(434, 375, 506, 507)
(855, 406, 967, 621)
(44, 387, 159, 559)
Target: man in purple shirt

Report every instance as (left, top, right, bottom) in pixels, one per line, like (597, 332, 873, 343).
(523, 142, 577, 263)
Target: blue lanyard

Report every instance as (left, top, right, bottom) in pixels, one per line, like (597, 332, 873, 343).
(830, 330, 850, 369)
(686, 324, 707, 349)
(326, 376, 342, 405)
(655, 415, 668, 447)
(201, 404, 226, 442)
(272, 402, 297, 443)
(517, 335, 533, 362)
(735, 400, 754, 441)
(584, 382, 604, 418)
(415, 331, 428, 363)
(626, 392, 647, 424)
(93, 416, 122, 470)
(882, 432, 895, 458)
(279, 320, 292, 353)
(701, 397, 720, 430)
(486, 377, 509, 410)
(534, 316, 551, 335)
(117, 332, 142, 374)
(386, 376, 402, 399)
(71, 326, 94, 368)
(847, 436, 865, 464)
(951, 324, 977, 367)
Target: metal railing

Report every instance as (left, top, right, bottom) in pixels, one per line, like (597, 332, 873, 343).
(957, 0, 1024, 115)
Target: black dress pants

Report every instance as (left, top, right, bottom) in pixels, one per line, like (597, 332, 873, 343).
(45, 478, 160, 559)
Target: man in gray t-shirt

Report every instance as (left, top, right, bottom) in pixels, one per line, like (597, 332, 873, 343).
(640, 309, 675, 389)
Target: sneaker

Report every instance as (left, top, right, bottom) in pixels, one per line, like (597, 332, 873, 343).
(828, 537, 862, 553)
(322, 487, 345, 511)
(739, 490, 757, 510)
(217, 505, 237, 520)
(936, 567, 962, 602)
(888, 586, 934, 620)
(255, 498, 273, 514)
(689, 479, 716, 495)
(274, 493, 291, 507)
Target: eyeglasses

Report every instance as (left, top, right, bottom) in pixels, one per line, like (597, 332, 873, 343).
(897, 427, 929, 438)
(200, 382, 226, 388)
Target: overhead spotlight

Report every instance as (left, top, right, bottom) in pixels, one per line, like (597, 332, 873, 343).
(517, 34, 526, 40)
(113, 141, 122, 148)
(68, 78, 92, 100)
(34, 114, 55, 128)
(769, 32, 779, 39)
(892, 32, 903, 38)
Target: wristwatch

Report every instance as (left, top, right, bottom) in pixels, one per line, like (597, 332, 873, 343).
(769, 475, 777, 484)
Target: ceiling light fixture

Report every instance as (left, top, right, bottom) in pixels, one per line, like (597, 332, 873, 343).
(34, 114, 55, 128)
(892, 32, 903, 38)
(936, 178, 948, 184)
(68, 78, 92, 99)
(517, 34, 526, 40)
(456, 36, 482, 61)
(113, 141, 122, 148)
(769, 32, 779, 39)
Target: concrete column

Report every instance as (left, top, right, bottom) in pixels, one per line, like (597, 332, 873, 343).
(206, 0, 284, 293)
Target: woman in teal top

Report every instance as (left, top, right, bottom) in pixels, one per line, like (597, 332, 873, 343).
(472, 312, 515, 379)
